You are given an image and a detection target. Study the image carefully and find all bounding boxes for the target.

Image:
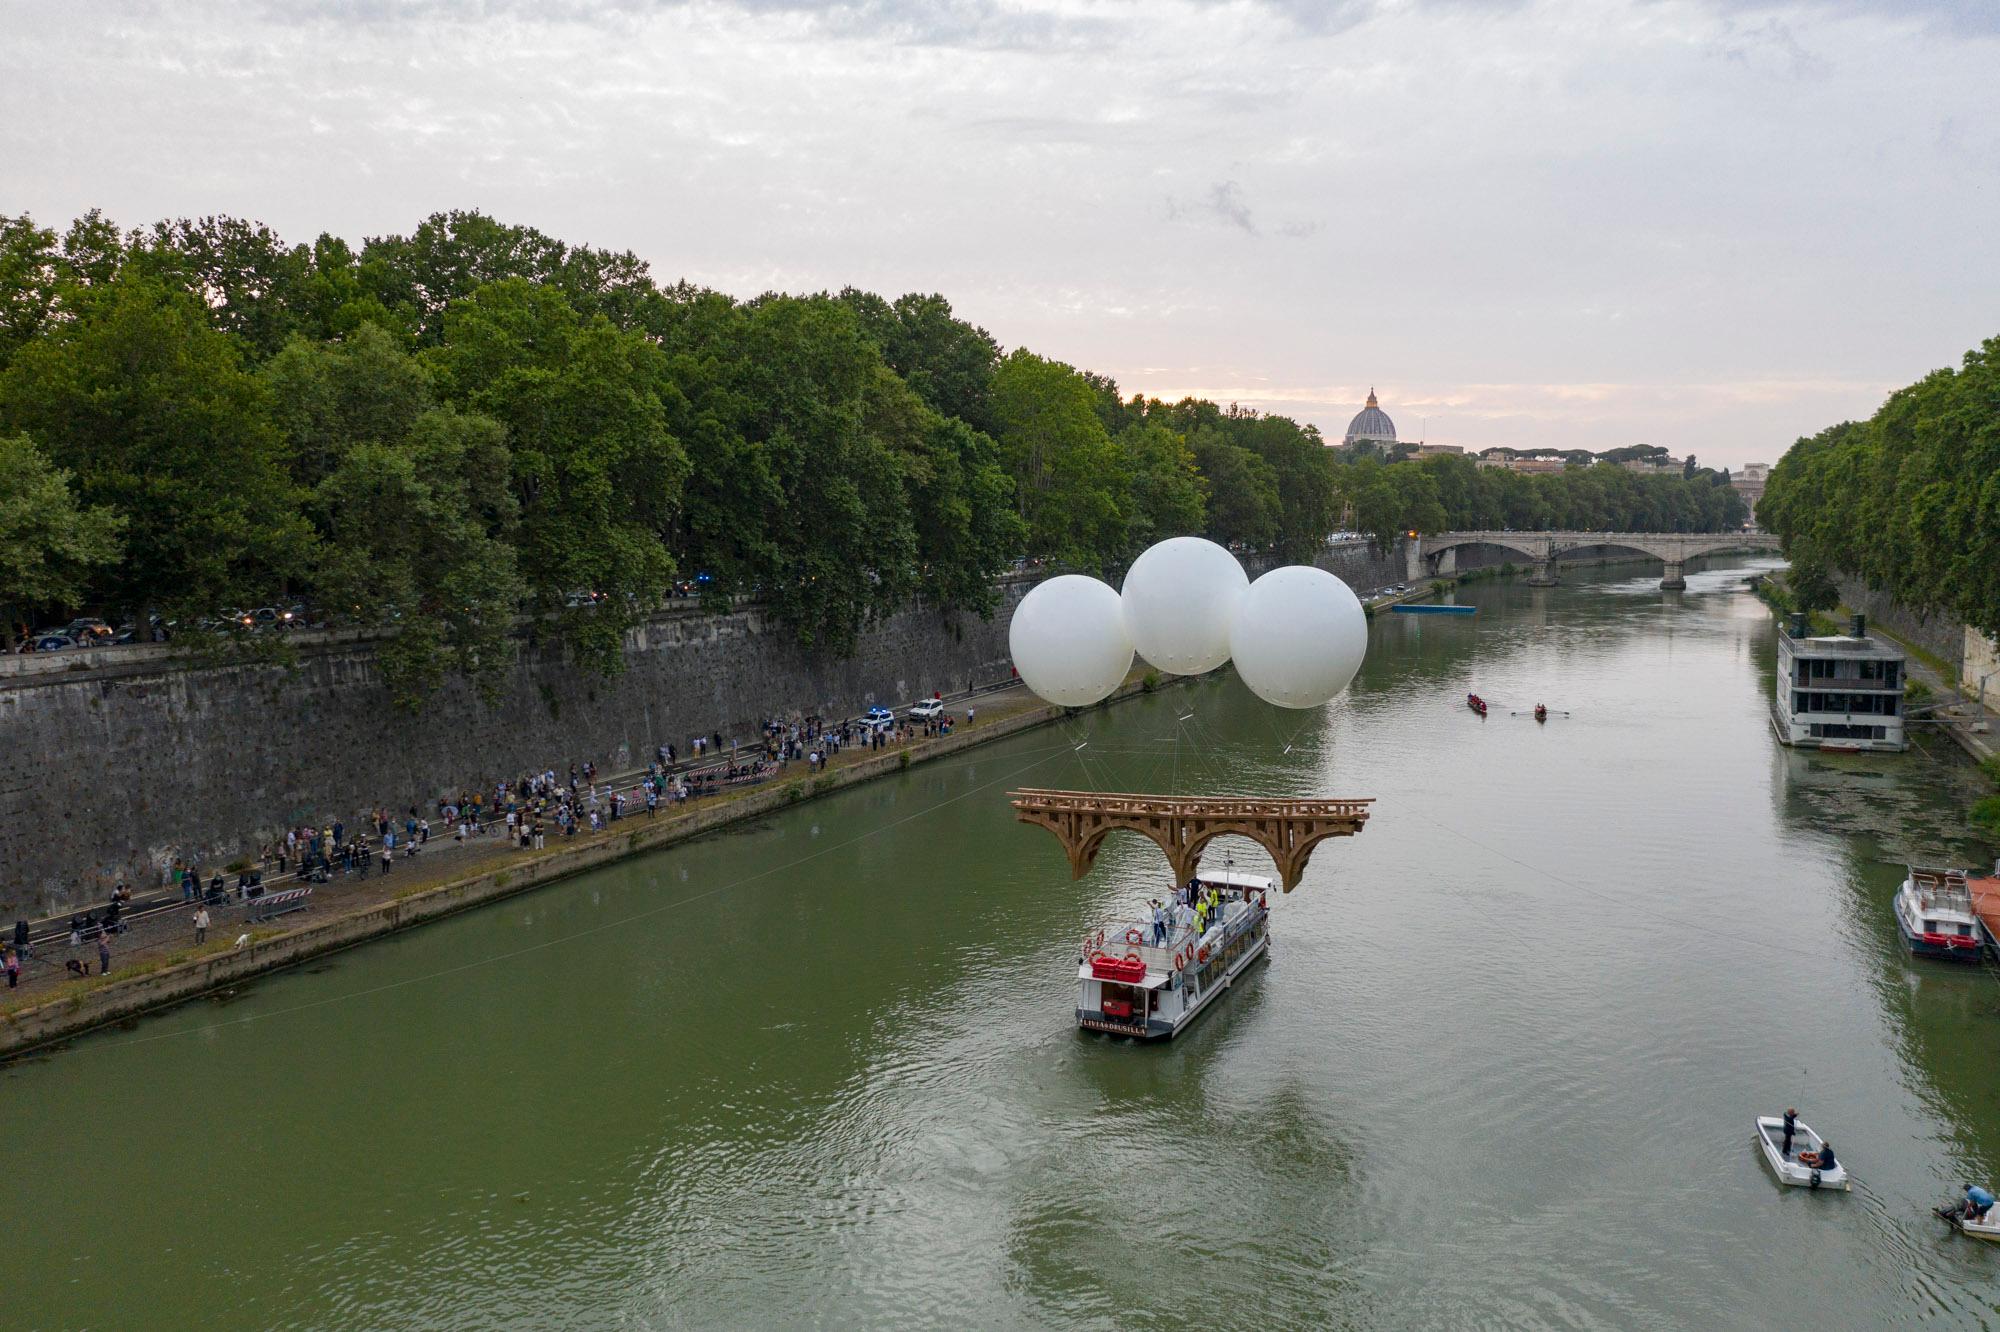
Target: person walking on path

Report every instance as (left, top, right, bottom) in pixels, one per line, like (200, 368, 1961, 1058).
(193, 905, 210, 945)
(97, 932, 112, 975)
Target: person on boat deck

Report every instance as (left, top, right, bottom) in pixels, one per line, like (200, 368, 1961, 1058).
(1149, 900, 1168, 946)
(1782, 1108, 1798, 1158)
(1800, 1140, 1836, 1171)
(1965, 1184, 1996, 1221)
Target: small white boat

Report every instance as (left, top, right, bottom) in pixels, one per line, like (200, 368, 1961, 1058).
(1937, 1200, 2000, 1242)
(1076, 871, 1273, 1040)
(1755, 1115, 1850, 1191)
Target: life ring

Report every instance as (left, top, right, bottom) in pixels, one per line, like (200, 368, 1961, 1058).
(1125, 927, 1145, 945)
(1172, 949, 1185, 970)
(1124, 951, 1141, 965)
(1197, 946, 1211, 964)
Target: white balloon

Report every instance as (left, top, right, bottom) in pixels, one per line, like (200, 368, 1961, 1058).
(1228, 565, 1368, 709)
(1008, 575, 1134, 707)
(1119, 537, 1249, 675)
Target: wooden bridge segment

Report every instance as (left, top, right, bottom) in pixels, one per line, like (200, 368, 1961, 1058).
(1008, 789, 1373, 892)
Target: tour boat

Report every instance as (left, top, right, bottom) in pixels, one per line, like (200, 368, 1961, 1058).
(1076, 870, 1273, 1040)
(1754, 1115, 1850, 1190)
(1893, 866, 1985, 962)
(1936, 1200, 2000, 1242)
(1467, 693, 1488, 717)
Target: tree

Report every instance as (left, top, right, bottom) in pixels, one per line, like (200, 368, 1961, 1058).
(0, 272, 312, 622)
(1121, 422, 1206, 547)
(0, 434, 123, 643)
(0, 215, 62, 369)
(1190, 427, 1278, 549)
(989, 350, 1126, 569)
(428, 278, 688, 670)
(262, 322, 435, 490)
(841, 289, 1001, 431)
(312, 407, 521, 706)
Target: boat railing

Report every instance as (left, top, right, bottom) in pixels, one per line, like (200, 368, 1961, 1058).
(1084, 922, 1205, 971)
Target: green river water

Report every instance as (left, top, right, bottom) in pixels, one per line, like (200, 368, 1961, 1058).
(6, 558, 1999, 1329)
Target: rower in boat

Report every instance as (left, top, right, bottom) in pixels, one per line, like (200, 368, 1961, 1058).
(1467, 693, 1488, 717)
(1534, 703, 1548, 723)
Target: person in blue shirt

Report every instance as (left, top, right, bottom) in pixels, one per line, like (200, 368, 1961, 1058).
(1964, 1184, 1996, 1222)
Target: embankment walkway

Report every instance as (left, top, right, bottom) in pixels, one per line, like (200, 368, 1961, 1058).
(0, 676, 1160, 1060)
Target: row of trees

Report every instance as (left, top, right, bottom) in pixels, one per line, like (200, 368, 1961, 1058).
(0, 208, 1745, 705)
(1759, 335, 2000, 640)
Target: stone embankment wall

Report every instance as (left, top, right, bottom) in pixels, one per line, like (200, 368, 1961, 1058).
(0, 543, 1408, 919)
(1835, 577, 1965, 675)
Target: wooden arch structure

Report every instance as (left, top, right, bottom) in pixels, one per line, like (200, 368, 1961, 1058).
(1008, 789, 1373, 892)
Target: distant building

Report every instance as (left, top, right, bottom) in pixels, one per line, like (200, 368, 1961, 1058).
(1343, 389, 1397, 446)
(1494, 457, 1567, 474)
(1414, 443, 1464, 457)
(1732, 462, 1770, 512)
(1618, 455, 1688, 475)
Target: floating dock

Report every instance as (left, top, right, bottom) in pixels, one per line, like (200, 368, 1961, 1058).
(1968, 871, 2000, 955)
(1392, 604, 1476, 615)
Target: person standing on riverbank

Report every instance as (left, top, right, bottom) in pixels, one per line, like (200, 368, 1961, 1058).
(97, 932, 111, 975)
(4, 947, 18, 988)
(193, 905, 209, 945)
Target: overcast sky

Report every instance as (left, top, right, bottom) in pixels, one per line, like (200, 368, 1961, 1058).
(5, 0, 1996, 467)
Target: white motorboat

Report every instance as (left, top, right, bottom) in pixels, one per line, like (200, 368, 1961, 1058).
(1076, 871, 1272, 1040)
(1755, 1115, 1850, 1191)
(1937, 1200, 2000, 1242)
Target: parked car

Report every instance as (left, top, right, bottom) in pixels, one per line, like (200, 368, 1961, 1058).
(62, 617, 115, 643)
(32, 632, 75, 651)
(906, 699, 944, 723)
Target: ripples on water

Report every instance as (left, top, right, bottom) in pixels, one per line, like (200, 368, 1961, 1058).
(4, 559, 2000, 1328)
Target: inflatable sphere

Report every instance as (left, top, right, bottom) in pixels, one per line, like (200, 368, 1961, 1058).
(1008, 575, 1134, 707)
(1228, 565, 1368, 708)
(1119, 537, 1249, 675)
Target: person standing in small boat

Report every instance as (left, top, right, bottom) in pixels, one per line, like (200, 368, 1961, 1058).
(1782, 1109, 1797, 1158)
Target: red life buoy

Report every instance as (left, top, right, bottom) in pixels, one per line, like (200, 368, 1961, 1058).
(1125, 927, 1145, 945)
(1172, 949, 1185, 970)
(1197, 946, 1211, 964)
(1124, 950, 1141, 964)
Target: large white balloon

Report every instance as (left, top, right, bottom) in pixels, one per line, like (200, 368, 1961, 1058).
(1228, 565, 1368, 709)
(1008, 575, 1134, 707)
(1119, 537, 1249, 675)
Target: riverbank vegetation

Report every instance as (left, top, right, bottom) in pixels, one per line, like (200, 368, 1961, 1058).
(1, 208, 1744, 702)
(1759, 335, 2000, 641)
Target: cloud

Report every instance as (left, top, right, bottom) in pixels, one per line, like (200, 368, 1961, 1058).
(4, 0, 1996, 469)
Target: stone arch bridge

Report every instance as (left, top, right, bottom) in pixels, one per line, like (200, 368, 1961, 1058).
(1408, 531, 1781, 589)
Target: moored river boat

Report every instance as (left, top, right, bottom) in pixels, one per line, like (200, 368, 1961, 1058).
(1077, 871, 1273, 1039)
(1894, 866, 1985, 962)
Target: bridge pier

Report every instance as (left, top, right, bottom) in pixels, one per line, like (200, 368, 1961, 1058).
(1430, 548, 1457, 578)
(1660, 560, 1686, 591)
(1525, 559, 1559, 587)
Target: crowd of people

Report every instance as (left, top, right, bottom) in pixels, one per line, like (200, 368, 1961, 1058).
(13, 694, 981, 995)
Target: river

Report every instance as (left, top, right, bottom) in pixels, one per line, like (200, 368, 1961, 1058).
(6, 558, 1998, 1329)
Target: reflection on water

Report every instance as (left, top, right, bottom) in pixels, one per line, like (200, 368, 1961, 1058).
(3, 556, 1998, 1328)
